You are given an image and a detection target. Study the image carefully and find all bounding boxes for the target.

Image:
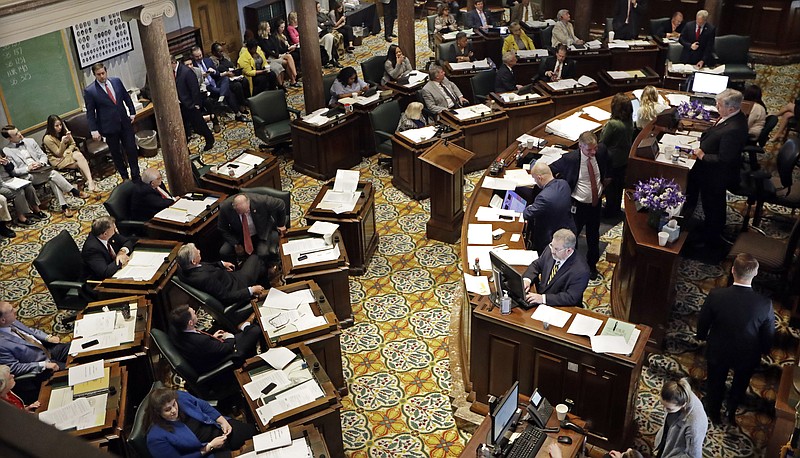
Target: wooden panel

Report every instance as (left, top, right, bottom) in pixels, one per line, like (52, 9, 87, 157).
(533, 350, 567, 400)
(790, 2, 800, 48)
(488, 334, 520, 398)
(576, 365, 618, 439)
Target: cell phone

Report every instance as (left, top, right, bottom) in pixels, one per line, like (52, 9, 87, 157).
(261, 382, 277, 395)
(82, 339, 99, 348)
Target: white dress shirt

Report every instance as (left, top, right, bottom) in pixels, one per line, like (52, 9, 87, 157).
(571, 153, 602, 204)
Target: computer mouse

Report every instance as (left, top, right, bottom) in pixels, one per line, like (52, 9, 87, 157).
(557, 435, 572, 445)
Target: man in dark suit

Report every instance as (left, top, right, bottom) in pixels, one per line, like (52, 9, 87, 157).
(445, 32, 474, 63)
(191, 47, 248, 123)
(169, 304, 261, 374)
(679, 9, 715, 68)
(538, 45, 576, 82)
(130, 167, 174, 222)
(465, 0, 494, 29)
(522, 229, 590, 306)
(217, 192, 287, 264)
(612, 0, 647, 40)
(82, 216, 136, 280)
(83, 63, 141, 181)
(655, 11, 684, 39)
(550, 131, 610, 280)
(173, 55, 215, 152)
(696, 253, 774, 425)
(686, 88, 749, 247)
(495, 52, 521, 93)
(177, 243, 265, 305)
(523, 162, 576, 255)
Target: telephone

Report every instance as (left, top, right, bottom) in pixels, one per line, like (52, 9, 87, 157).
(525, 388, 554, 428)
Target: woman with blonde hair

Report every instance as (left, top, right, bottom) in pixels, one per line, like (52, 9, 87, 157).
(255, 21, 287, 86)
(43, 114, 96, 192)
(0, 365, 39, 411)
(397, 102, 429, 131)
(502, 22, 535, 53)
(635, 85, 669, 128)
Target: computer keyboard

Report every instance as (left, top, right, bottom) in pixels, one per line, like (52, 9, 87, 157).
(505, 424, 546, 458)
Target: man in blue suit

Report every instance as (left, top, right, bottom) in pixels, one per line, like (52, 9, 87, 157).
(190, 47, 249, 122)
(523, 162, 576, 255)
(522, 229, 590, 307)
(84, 63, 141, 181)
(465, 0, 494, 29)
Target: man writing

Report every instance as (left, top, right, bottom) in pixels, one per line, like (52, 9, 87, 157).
(539, 45, 575, 83)
(522, 229, 590, 307)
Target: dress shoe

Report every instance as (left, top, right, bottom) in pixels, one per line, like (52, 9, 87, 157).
(391, 33, 397, 38)
(212, 123, 221, 133)
(204, 140, 215, 151)
(63, 208, 76, 218)
(0, 224, 16, 238)
(589, 269, 601, 281)
(333, 60, 343, 68)
(385, 36, 393, 42)
(30, 211, 48, 220)
(16, 218, 33, 226)
(235, 114, 250, 123)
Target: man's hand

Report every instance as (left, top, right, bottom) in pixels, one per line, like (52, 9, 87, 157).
(29, 162, 41, 170)
(277, 226, 287, 237)
(213, 330, 233, 340)
(116, 252, 130, 267)
(456, 55, 470, 62)
(45, 361, 59, 371)
(251, 285, 265, 296)
(547, 443, 563, 458)
(129, 114, 136, 122)
(222, 261, 235, 272)
(608, 451, 625, 458)
(696, 60, 705, 69)
(691, 41, 699, 51)
(459, 96, 469, 106)
(694, 148, 705, 160)
(516, 84, 524, 90)
(523, 278, 532, 292)
(576, 39, 584, 45)
(46, 335, 60, 344)
(526, 292, 543, 304)
(0, 156, 8, 165)
(92, 132, 102, 141)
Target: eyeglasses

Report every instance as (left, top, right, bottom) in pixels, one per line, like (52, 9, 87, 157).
(549, 243, 569, 253)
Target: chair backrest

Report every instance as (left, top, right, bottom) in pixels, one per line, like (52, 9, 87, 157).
(323, 73, 338, 106)
(427, 14, 436, 34)
(150, 328, 201, 384)
(170, 276, 235, 331)
(244, 186, 292, 228)
(33, 230, 85, 310)
(361, 55, 386, 86)
(247, 90, 289, 127)
(649, 17, 669, 37)
(368, 100, 402, 143)
(127, 381, 164, 458)
(714, 35, 750, 65)
(63, 112, 91, 138)
(776, 138, 800, 188)
(541, 25, 553, 50)
(104, 180, 138, 223)
(784, 216, 800, 269)
(470, 69, 498, 103)
(666, 43, 683, 63)
(604, 17, 613, 39)
(437, 42, 453, 63)
(755, 115, 779, 148)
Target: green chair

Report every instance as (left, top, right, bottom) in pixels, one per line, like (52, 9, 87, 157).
(470, 69, 497, 103)
(714, 35, 757, 81)
(248, 90, 301, 152)
(649, 17, 669, 37)
(189, 153, 213, 188)
(170, 276, 253, 333)
(103, 180, 146, 235)
(426, 15, 437, 51)
(666, 43, 682, 64)
(540, 25, 554, 51)
(127, 381, 164, 458)
(368, 99, 402, 158)
(323, 73, 339, 107)
(33, 230, 95, 312)
(361, 55, 386, 87)
(242, 186, 292, 259)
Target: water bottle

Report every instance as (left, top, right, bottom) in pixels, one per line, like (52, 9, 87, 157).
(500, 292, 511, 315)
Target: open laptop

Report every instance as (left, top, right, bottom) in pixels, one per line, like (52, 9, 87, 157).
(689, 72, 729, 106)
(502, 190, 527, 213)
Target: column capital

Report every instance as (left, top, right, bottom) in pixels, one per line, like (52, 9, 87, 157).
(138, 0, 176, 26)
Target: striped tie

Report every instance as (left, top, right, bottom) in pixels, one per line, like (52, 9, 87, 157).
(548, 261, 559, 285)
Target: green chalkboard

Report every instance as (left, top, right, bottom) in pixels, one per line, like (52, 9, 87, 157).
(0, 30, 82, 132)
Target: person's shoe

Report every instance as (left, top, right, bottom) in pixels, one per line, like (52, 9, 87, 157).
(212, 122, 221, 133)
(203, 140, 215, 151)
(385, 36, 393, 42)
(63, 208, 76, 218)
(0, 224, 16, 238)
(290, 82, 301, 88)
(30, 211, 48, 220)
(16, 218, 33, 226)
(391, 33, 397, 38)
(235, 114, 250, 123)
(239, 107, 249, 115)
(87, 182, 97, 193)
(333, 60, 343, 68)
(589, 269, 601, 281)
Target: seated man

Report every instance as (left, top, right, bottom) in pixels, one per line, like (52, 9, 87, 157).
(552, 9, 583, 47)
(177, 243, 265, 305)
(538, 44, 576, 82)
(217, 192, 287, 264)
(446, 32, 474, 63)
(82, 216, 135, 280)
(2, 125, 86, 217)
(495, 52, 522, 93)
(191, 46, 249, 123)
(465, 0, 495, 30)
(420, 64, 469, 115)
(0, 153, 46, 227)
(522, 229, 590, 307)
(130, 167, 175, 222)
(169, 304, 261, 374)
(510, 0, 543, 26)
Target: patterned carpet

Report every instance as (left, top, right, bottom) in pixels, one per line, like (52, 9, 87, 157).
(2, 17, 800, 458)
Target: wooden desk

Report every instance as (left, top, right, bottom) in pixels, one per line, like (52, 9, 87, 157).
(514, 56, 545, 86)
(144, 190, 226, 263)
(385, 79, 428, 112)
(767, 365, 799, 458)
(304, 181, 378, 276)
(462, 408, 586, 458)
(345, 1, 379, 36)
(37, 362, 129, 455)
(443, 61, 495, 104)
(568, 47, 612, 80)
(535, 81, 602, 116)
(253, 280, 346, 396)
(235, 424, 331, 457)
(470, 301, 650, 450)
(280, 227, 352, 327)
(440, 107, 509, 173)
(391, 128, 464, 200)
(662, 70, 690, 91)
(490, 91, 555, 141)
(291, 113, 362, 180)
(625, 122, 693, 191)
(610, 42, 660, 71)
(597, 67, 661, 97)
(199, 149, 281, 194)
(235, 345, 343, 458)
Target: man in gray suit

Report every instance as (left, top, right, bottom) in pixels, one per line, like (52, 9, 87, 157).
(420, 65, 469, 115)
(0, 301, 68, 376)
(217, 193, 287, 264)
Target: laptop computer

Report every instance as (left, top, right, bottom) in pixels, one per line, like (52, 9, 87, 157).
(689, 72, 729, 106)
(502, 190, 527, 213)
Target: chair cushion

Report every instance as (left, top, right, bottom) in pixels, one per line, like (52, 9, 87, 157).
(723, 64, 756, 81)
(377, 140, 393, 156)
(257, 120, 292, 143)
(85, 139, 110, 156)
(730, 232, 786, 270)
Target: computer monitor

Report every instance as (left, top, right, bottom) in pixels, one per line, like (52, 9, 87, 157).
(490, 250, 529, 308)
(502, 190, 527, 213)
(491, 381, 520, 447)
(630, 97, 640, 124)
(690, 72, 729, 96)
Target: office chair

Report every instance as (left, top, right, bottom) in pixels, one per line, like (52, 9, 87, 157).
(126, 381, 164, 458)
(103, 180, 146, 236)
(323, 73, 338, 107)
(63, 112, 112, 177)
(714, 35, 757, 82)
(368, 99, 402, 169)
(170, 276, 253, 334)
(427, 15, 437, 51)
(470, 69, 497, 103)
(752, 138, 800, 226)
(649, 17, 669, 37)
(242, 186, 292, 260)
(728, 115, 778, 229)
(361, 55, 386, 87)
(33, 230, 95, 312)
(248, 90, 301, 153)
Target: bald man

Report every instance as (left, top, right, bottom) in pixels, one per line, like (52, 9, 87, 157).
(217, 193, 287, 263)
(523, 162, 576, 254)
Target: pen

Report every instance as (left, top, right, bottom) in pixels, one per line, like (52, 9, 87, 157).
(613, 322, 617, 332)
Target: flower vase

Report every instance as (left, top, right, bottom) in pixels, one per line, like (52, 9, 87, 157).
(647, 210, 668, 230)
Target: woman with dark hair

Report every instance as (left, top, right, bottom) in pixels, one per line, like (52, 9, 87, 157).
(599, 93, 634, 217)
(145, 387, 255, 458)
(42, 114, 96, 192)
(265, 19, 299, 87)
(329, 1, 355, 53)
(743, 83, 767, 140)
(434, 4, 457, 33)
(330, 66, 370, 105)
(382, 44, 412, 85)
(238, 39, 277, 95)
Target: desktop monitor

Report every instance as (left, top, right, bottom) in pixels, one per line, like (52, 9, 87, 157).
(690, 72, 729, 96)
(491, 380, 520, 447)
(490, 250, 528, 308)
(630, 97, 641, 124)
(502, 190, 527, 213)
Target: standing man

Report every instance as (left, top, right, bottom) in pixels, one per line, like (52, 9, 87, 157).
(173, 56, 215, 152)
(495, 52, 522, 93)
(696, 253, 774, 426)
(511, 0, 543, 26)
(420, 65, 469, 115)
(217, 193, 287, 265)
(523, 162, 576, 255)
(379, 0, 398, 43)
(679, 9, 715, 68)
(550, 131, 610, 280)
(522, 229, 590, 307)
(612, 0, 647, 40)
(84, 63, 141, 181)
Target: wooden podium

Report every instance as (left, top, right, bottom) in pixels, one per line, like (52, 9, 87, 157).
(440, 106, 508, 173)
(419, 140, 474, 243)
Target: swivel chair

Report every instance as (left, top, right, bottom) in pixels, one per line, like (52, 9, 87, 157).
(170, 276, 253, 334)
(126, 381, 164, 458)
(248, 90, 301, 153)
(361, 55, 386, 87)
(470, 69, 497, 103)
(33, 230, 95, 312)
(103, 180, 146, 236)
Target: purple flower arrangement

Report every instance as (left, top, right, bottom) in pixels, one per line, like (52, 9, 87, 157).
(676, 100, 711, 121)
(633, 177, 686, 211)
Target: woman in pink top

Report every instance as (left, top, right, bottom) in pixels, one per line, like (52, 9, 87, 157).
(287, 11, 300, 45)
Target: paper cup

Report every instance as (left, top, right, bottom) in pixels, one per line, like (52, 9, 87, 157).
(556, 403, 569, 421)
(608, 31, 615, 41)
(526, 139, 534, 149)
(658, 231, 669, 247)
(324, 233, 333, 245)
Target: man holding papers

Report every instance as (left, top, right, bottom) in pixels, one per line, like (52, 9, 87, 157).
(523, 163, 576, 254)
(538, 45, 576, 83)
(82, 216, 136, 280)
(177, 243, 266, 304)
(130, 167, 175, 221)
(522, 229, 590, 306)
(0, 151, 47, 227)
(218, 193, 287, 265)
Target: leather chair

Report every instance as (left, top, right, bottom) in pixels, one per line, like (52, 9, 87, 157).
(427, 15, 437, 51)
(470, 69, 497, 103)
(103, 180, 146, 236)
(242, 186, 291, 260)
(248, 90, 300, 152)
(540, 25, 553, 51)
(666, 43, 683, 65)
(729, 115, 779, 229)
(714, 35, 757, 81)
(189, 153, 213, 187)
(604, 17, 613, 39)
(63, 112, 112, 175)
(33, 230, 95, 312)
(323, 73, 338, 107)
(127, 381, 164, 458)
(368, 99, 402, 158)
(149, 328, 240, 401)
(728, 215, 800, 296)
(752, 138, 800, 226)
(361, 55, 386, 87)
(437, 42, 454, 64)
(649, 17, 669, 37)
(170, 277, 253, 333)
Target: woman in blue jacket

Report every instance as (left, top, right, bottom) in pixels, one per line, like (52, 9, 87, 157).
(145, 388, 255, 458)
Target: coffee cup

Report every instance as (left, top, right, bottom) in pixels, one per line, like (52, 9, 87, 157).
(526, 139, 534, 149)
(658, 231, 669, 246)
(556, 403, 569, 421)
(608, 31, 615, 41)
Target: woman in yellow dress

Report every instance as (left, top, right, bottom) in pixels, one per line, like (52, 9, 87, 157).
(502, 22, 535, 54)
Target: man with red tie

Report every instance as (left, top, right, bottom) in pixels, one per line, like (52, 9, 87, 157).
(217, 193, 287, 265)
(83, 63, 141, 181)
(130, 167, 175, 221)
(679, 9, 716, 68)
(82, 216, 136, 280)
(612, 0, 647, 40)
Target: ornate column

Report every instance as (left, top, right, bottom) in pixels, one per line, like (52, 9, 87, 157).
(299, 0, 324, 112)
(133, 0, 194, 195)
(573, 0, 593, 43)
(398, 0, 416, 69)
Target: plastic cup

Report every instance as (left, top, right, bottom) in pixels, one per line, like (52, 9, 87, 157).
(658, 231, 669, 246)
(556, 403, 569, 421)
(608, 31, 615, 41)
(526, 139, 534, 149)
(324, 233, 333, 245)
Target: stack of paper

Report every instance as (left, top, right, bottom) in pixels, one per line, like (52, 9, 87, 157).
(301, 107, 334, 126)
(607, 39, 630, 49)
(627, 39, 652, 46)
(566, 314, 603, 336)
(39, 397, 94, 431)
(531, 305, 572, 328)
(474, 206, 520, 222)
(112, 250, 165, 281)
(256, 379, 325, 425)
(240, 438, 312, 458)
(308, 221, 339, 236)
(252, 426, 292, 453)
(504, 169, 536, 187)
(582, 106, 611, 121)
(546, 78, 580, 91)
(466, 245, 508, 271)
(398, 126, 438, 143)
(154, 196, 217, 223)
(442, 29, 475, 40)
(665, 93, 690, 106)
(516, 49, 548, 59)
(481, 177, 517, 191)
(463, 273, 491, 295)
(282, 237, 328, 255)
(453, 104, 492, 120)
(259, 288, 327, 337)
(338, 93, 380, 106)
(450, 58, 491, 71)
(545, 113, 602, 141)
(406, 70, 427, 86)
(585, 39, 602, 49)
(317, 170, 360, 213)
(291, 244, 341, 266)
(501, 92, 541, 103)
(69, 303, 137, 355)
(467, 223, 493, 245)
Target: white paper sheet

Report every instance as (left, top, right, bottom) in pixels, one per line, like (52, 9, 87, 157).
(285, 288, 315, 305)
(665, 94, 690, 106)
(655, 152, 696, 169)
(73, 311, 116, 338)
(253, 425, 292, 452)
(262, 287, 302, 311)
(307, 221, 339, 236)
(290, 244, 341, 266)
(467, 224, 494, 245)
(545, 113, 602, 141)
(281, 237, 328, 255)
(577, 75, 596, 86)
(452, 104, 493, 120)
(475, 206, 520, 222)
(255, 379, 325, 425)
(77, 393, 108, 430)
(255, 438, 312, 458)
(3, 177, 31, 190)
(493, 249, 538, 266)
(566, 314, 603, 337)
(68, 360, 105, 386)
(481, 177, 518, 191)
(318, 190, 359, 213)
(531, 305, 572, 328)
(503, 169, 536, 187)
(333, 169, 359, 193)
(546, 78, 580, 91)
(590, 328, 641, 354)
(466, 245, 507, 272)
(39, 397, 93, 431)
(582, 106, 611, 121)
(68, 328, 129, 355)
(501, 92, 542, 103)
(243, 369, 292, 401)
(449, 58, 491, 71)
(463, 273, 491, 295)
(260, 347, 297, 370)
(516, 49, 548, 59)
(398, 125, 438, 143)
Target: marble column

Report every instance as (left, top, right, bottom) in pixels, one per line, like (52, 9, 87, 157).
(299, 0, 324, 112)
(134, 0, 194, 195)
(398, 0, 416, 69)
(573, 0, 593, 43)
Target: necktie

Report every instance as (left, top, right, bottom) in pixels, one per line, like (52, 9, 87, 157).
(479, 11, 487, 26)
(12, 327, 52, 360)
(554, 62, 562, 79)
(524, 7, 528, 22)
(105, 83, 116, 104)
(440, 82, 459, 107)
(548, 261, 560, 285)
(199, 60, 215, 88)
(197, 329, 223, 342)
(696, 26, 701, 41)
(587, 157, 599, 207)
(241, 213, 254, 255)
(107, 241, 116, 259)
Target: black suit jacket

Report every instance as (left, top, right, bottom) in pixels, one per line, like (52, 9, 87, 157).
(696, 285, 774, 369)
(465, 9, 494, 28)
(217, 193, 286, 249)
(82, 233, 135, 280)
(130, 180, 173, 221)
(172, 330, 242, 374)
(175, 63, 202, 109)
(84, 77, 136, 135)
(523, 246, 590, 306)
(696, 111, 749, 189)
(612, 0, 647, 40)
(679, 20, 716, 65)
(655, 19, 684, 38)
(178, 262, 254, 304)
(550, 148, 611, 193)
(523, 179, 577, 254)
(495, 64, 517, 92)
(538, 57, 576, 82)
(446, 42, 473, 63)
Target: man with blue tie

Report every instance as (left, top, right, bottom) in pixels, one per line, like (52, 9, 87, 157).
(190, 47, 249, 123)
(522, 229, 590, 307)
(83, 63, 141, 181)
(466, 0, 493, 29)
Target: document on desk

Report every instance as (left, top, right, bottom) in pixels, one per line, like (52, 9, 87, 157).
(546, 79, 579, 91)
(467, 223, 494, 245)
(481, 177, 517, 191)
(260, 347, 298, 370)
(243, 368, 292, 401)
(442, 29, 475, 40)
(235, 152, 264, 167)
(582, 106, 611, 122)
(78, 393, 108, 430)
(590, 329, 641, 355)
(607, 39, 630, 49)
(73, 311, 116, 337)
(463, 273, 491, 295)
(256, 379, 325, 425)
(536, 146, 569, 166)
(398, 125, 438, 143)
(333, 169, 360, 193)
(504, 169, 536, 187)
(318, 189, 359, 213)
(406, 70, 428, 86)
(577, 75, 596, 86)
(493, 249, 538, 266)
(253, 425, 292, 452)
(68, 360, 105, 386)
(453, 104, 492, 120)
(449, 58, 492, 71)
(262, 287, 303, 310)
(286, 288, 316, 305)
(501, 92, 542, 103)
(291, 243, 340, 267)
(301, 108, 331, 126)
(243, 438, 312, 458)
(475, 206, 520, 222)
(308, 221, 339, 236)
(585, 39, 602, 49)
(40, 397, 93, 431)
(566, 313, 603, 337)
(545, 114, 602, 141)
(282, 237, 328, 255)
(531, 305, 572, 328)
(264, 304, 328, 337)
(665, 93, 690, 106)
(516, 49, 548, 59)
